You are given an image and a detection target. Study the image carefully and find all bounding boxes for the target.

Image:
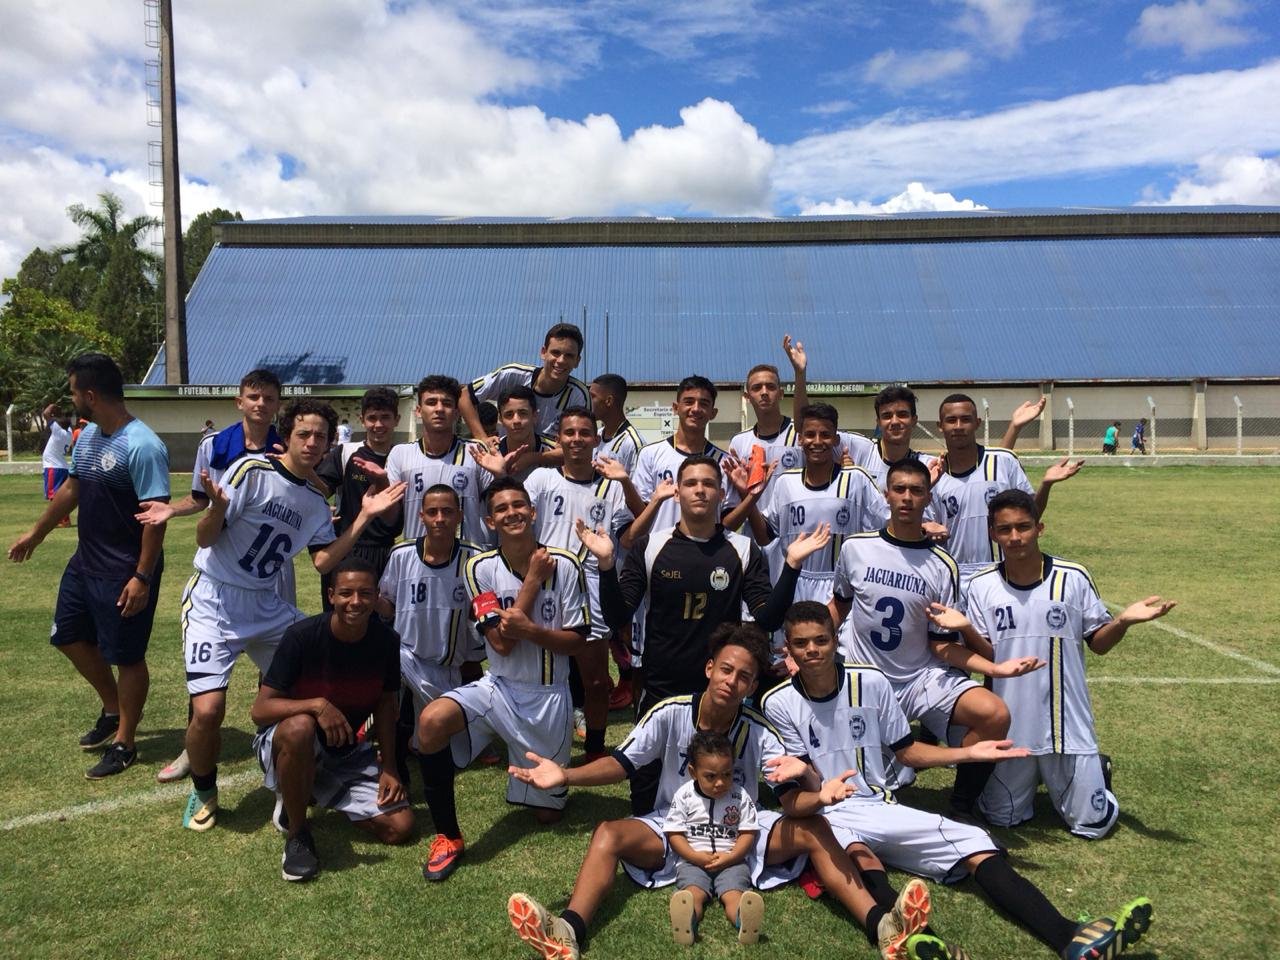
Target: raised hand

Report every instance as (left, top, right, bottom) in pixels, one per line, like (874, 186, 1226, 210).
(525, 547, 555, 585)
(361, 480, 407, 518)
(469, 442, 526, 477)
(928, 455, 946, 485)
(925, 602, 971, 633)
(508, 751, 568, 790)
(201, 471, 230, 511)
(817, 769, 860, 805)
(785, 522, 831, 568)
(135, 500, 177, 526)
(575, 518, 615, 567)
(782, 333, 807, 373)
(1010, 396, 1047, 429)
(763, 755, 810, 784)
(651, 477, 677, 502)
(351, 457, 389, 483)
(1117, 595, 1177, 625)
(593, 454, 629, 482)
(1042, 456, 1084, 485)
(991, 656, 1047, 678)
(967, 739, 1030, 763)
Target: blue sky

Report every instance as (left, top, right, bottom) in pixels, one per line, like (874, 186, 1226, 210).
(1, 0, 1278, 278)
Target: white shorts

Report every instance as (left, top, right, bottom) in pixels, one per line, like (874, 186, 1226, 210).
(253, 724, 408, 822)
(622, 809, 806, 891)
(401, 651, 463, 749)
(825, 797, 999, 884)
(882, 665, 979, 789)
(442, 673, 571, 810)
(980, 754, 1119, 840)
(181, 573, 304, 696)
(275, 559, 297, 606)
(584, 569, 608, 643)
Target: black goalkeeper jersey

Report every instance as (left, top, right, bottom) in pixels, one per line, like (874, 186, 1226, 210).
(600, 525, 798, 700)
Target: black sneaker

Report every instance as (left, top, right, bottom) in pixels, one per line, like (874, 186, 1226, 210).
(85, 742, 136, 779)
(282, 828, 319, 882)
(79, 712, 119, 750)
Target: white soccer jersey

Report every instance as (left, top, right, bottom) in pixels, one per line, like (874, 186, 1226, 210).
(729, 418, 803, 497)
(760, 663, 912, 804)
(379, 538, 484, 666)
(601, 419, 645, 474)
(930, 446, 1034, 576)
(762, 467, 889, 591)
(841, 435, 938, 493)
(469, 362, 590, 439)
(967, 557, 1112, 755)
(663, 780, 760, 853)
(193, 456, 335, 590)
(524, 467, 633, 575)
(614, 694, 788, 815)
(832, 530, 960, 684)
(464, 545, 589, 686)
(633, 437, 737, 530)
(385, 437, 493, 544)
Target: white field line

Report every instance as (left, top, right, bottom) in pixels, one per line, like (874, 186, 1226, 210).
(1, 768, 260, 832)
(1092, 676, 1280, 685)
(1103, 602, 1280, 676)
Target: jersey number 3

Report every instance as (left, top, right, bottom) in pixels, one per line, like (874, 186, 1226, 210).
(237, 523, 294, 579)
(869, 596, 905, 651)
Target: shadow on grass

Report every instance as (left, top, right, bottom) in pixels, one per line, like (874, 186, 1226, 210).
(134, 726, 257, 767)
(460, 791, 633, 870)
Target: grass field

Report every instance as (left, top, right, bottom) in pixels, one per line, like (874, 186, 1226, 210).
(2, 468, 1278, 960)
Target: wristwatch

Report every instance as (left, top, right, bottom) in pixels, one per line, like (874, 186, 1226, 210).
(132, 570, 152, 586)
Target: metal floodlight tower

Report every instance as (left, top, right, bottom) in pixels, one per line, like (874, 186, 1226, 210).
(1233, 395, 1244, 456)
(1065, 396, 1075, 458)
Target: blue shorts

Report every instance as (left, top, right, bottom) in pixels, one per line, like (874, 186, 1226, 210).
(43, 468, 68, 499)
(51, 560, 163, 666)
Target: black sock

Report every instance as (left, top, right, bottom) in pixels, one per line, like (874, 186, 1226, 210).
(584, 727, 606, 754)
(191, 767, 217, 794)
(560, 909, 586, 945)
(418, 748, 461, 839)
(952, 761, 994, 811)
(973, 856, 1076, 953)
(862, 905, 887, 946)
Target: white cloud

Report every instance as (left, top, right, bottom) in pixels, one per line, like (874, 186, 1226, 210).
(802, 100, 858, 116)
(863, 48, 974, 92)
(799, 182, 988, 215)
(1142, 153, 1280, 204)
(777, 60, 1280, 201)
(1130, 0, 1258, 57)
(953, 0, 1038, 56)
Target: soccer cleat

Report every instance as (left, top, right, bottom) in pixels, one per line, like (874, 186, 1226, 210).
(1061, 917, 1121, 959)
(85, 742, 136, 779)
(422, 834, 465, 881)
(78, 711, 119, 750)
(607, 677, 633, 711)
(906, 934, 973, 960)
(182, 790, 218, 832)
(669, 890, 698, 946)
(1114, 898, 1152, 951)
(737, 890, 764, 945)
(271, 794, 289, 834)
(157, 749, 191, 783)
(507, 893, 579, 960)
(572, 709, 587, 741)
(281, 828, 319, 882)
(878, 878, 931, 960)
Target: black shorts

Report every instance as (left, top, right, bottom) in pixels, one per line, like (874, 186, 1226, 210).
(51, 560, 163, 666)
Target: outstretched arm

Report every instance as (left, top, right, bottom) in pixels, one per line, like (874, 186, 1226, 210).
(508, 750, 627, 790)
(1001, 397, 1046, 449)
(897, 738, 1029, 771)
(1089, 596, 1177, 655)
(1035, 456, 1084, 518)
(8, 478, 79, 562)
(782, 334, 809, 423)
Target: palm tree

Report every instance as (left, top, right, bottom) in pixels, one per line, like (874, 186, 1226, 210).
(61, 192, 162, 275)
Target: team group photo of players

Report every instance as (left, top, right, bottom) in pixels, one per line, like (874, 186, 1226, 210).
(9, 324, 1178, 960)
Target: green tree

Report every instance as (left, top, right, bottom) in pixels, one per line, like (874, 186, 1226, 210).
(183, 207, 242, 294)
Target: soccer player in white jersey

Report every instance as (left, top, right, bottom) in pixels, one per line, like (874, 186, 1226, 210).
(495, 385, 560, 481)
(728, 364, 803, 491)
(382, 375, 518, 546)
(459, 322, 590, 444)
(830, 458, 1043, 816)
(590, 374, 644, 474)
(930, 393, 1081, 592)
(929, 490, 1175, 839)
(415, 477, 590, 877)
(179, 399, 406, 832)
(762, 603, 1153, 960)
(375, 483, 484, 881)
(506, 624, 942, 960)
(524, 407, 651, 763)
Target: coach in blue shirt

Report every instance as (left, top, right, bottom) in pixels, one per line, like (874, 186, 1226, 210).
(9, 353, 170, 780)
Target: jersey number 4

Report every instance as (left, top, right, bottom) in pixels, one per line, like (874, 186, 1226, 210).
(237, 523, 294, 579)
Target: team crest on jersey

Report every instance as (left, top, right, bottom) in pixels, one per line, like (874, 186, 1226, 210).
(452, 584, 467, 604)
(451, 472, 469, 492)
(836, 505, 851, 527)
(984, 485, 998, 504)
(848, 716, 866, 739)
(540, 597, 557, 622)
(1045, 605, 1068, 629)
(1091, 788, 1107, 813)
(99, 450, 119, 472)
(781, 449, 800, 468)
(723, 804, 741, 826)
(944, 496, 959, 518)
(709, 566, 731, 591)
(589, 500, 607, 523)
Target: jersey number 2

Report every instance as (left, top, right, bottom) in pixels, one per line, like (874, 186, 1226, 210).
(237, 523, 293, 579)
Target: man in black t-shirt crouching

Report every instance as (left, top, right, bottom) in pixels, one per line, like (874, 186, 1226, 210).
(251, 558, 413, 881)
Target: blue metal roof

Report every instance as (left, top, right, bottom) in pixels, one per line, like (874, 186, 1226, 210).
(148, 233, 1280, 385)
